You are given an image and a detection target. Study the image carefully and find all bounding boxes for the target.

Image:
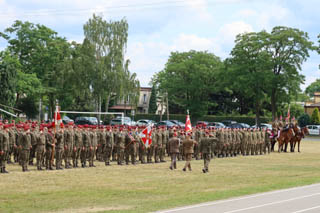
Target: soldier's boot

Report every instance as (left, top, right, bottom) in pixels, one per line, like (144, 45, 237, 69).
(0, 167, 7, 173)
(24, 166, 30, 172)
(202, 168, 206, 173)
(91, 161, 96, 167)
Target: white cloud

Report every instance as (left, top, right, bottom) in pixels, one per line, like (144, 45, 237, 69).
(218, 21, 253, 44)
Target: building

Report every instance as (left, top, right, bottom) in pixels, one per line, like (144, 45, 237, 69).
(109, 87, 152, 114)
(137, 87, 152, 114)
(304, 92, 320, 115)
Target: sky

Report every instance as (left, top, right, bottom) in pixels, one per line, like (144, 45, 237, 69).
(0, 0, 319, 90)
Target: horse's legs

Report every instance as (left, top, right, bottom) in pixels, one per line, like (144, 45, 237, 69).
(284, 141, 288, 152)
(298, 140, 301, 153)
(278, 140, 282, 153)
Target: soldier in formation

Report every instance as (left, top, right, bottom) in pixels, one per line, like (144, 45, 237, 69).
(0, 120, 277, 174)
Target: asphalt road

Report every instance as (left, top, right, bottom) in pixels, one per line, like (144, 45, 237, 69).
(157, 183, 320, 213)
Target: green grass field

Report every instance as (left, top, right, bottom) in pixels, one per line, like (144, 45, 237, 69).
(1, 138, 320, 213)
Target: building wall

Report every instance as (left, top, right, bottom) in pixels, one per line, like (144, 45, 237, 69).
(137, 87, 152, 114)
(305, 107, 320, 116)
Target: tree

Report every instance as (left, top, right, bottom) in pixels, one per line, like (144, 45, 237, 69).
(267, 26, 315, 120)
(311, 108, 320, 124)
(153, 50, 223, 118)
(305, 79, 320, 97)
(1, 20, 72, 118)
(83, 14, 130, 118)
(0, 50, 18, 108)
(149, 85, 157, 114)
(282, 103, 304, 119)
(225, 31, 273, 125)
(298, 113, 310, 127)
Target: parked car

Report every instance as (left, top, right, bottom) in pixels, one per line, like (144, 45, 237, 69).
(136, 119, 155, 126)
(62, 115, 74, 125)
(221, 120, 237, 126)
(169, 120, 185, 128)
(306, 125, 320, 136)
(75, 117, 99, 125)
(196, 121, 209, 126)
(110, 116, 136, 126)
(228, 123, 248, 129)
(208, 122, 226, 128)
(251, 123, 272, 130)
(239, 123, 251, 128)
(156, 120, 177, 128)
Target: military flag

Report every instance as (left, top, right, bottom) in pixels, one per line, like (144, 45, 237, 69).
(140, 125, 152, 148)
(52, 105, 63, 129)
(286, 105, 291, 121)
(185, 110, 192, 132)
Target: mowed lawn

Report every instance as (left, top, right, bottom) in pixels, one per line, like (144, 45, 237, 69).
(1, 138, 320, 213)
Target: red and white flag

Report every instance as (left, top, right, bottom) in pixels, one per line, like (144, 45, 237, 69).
(52, 105, 63, 129)
(286, 105, 290, 121)
(140, 125, 152, 148)
(185, 110, 192, 132)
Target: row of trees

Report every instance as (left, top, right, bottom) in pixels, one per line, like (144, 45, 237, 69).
(0, 14, 140, 119)
(153, 26, 319, 124)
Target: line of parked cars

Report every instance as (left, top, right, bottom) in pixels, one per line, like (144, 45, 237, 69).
(57, 116, 320, 136)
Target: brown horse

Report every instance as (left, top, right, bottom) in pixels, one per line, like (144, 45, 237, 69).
(277, 127, 295, 152)
(292, 126, 309, 152)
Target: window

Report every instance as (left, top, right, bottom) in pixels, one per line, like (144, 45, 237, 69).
(143, 94, 147, 104)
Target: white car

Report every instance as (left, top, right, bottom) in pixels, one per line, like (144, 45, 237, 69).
(306, 125, 320, 136)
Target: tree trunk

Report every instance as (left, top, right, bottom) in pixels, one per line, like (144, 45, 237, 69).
(105, 94, 110, 113)
(255, 100, 261, 126)
(271, 88, 277, 121)
(98, 95, 101, 125)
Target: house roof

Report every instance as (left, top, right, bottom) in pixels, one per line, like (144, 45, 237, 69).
(109, 105, 134, 110)
(305, 103, 320, 108)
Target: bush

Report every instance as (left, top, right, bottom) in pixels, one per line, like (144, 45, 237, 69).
(298, 113, 310, 127)
(311, 108, 320, 125)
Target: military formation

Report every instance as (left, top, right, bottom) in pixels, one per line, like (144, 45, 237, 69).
(0, 119, 273, 174)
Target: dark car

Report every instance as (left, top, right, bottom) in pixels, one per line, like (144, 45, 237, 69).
(156, 120, 177, 128)
(75, 117, 99, 125)
(222, 120, 237, 126)
(228, 123, 248, 129)
(208, 122, 226, 128)
(169, 120, 185, 128)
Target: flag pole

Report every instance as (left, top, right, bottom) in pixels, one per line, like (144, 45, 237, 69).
(51, 103, 58, 164)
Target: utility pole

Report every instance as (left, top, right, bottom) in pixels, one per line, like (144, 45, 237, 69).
(38, 98, 42, 122)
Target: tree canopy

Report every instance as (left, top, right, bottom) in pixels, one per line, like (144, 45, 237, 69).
(153, 50, 223, 118)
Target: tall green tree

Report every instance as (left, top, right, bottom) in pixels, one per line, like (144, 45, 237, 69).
(305, 79, 320, 97)
(83, 14, 130, 117)
(0, 50, 19, 108)
(1, 20, 71, 117)
(153, 50, 223, 118)
(267, 26, 314, 120)
(225, 31, 273, 124)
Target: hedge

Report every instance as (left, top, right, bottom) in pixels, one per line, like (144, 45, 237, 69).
(133, 114, 271, 126)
